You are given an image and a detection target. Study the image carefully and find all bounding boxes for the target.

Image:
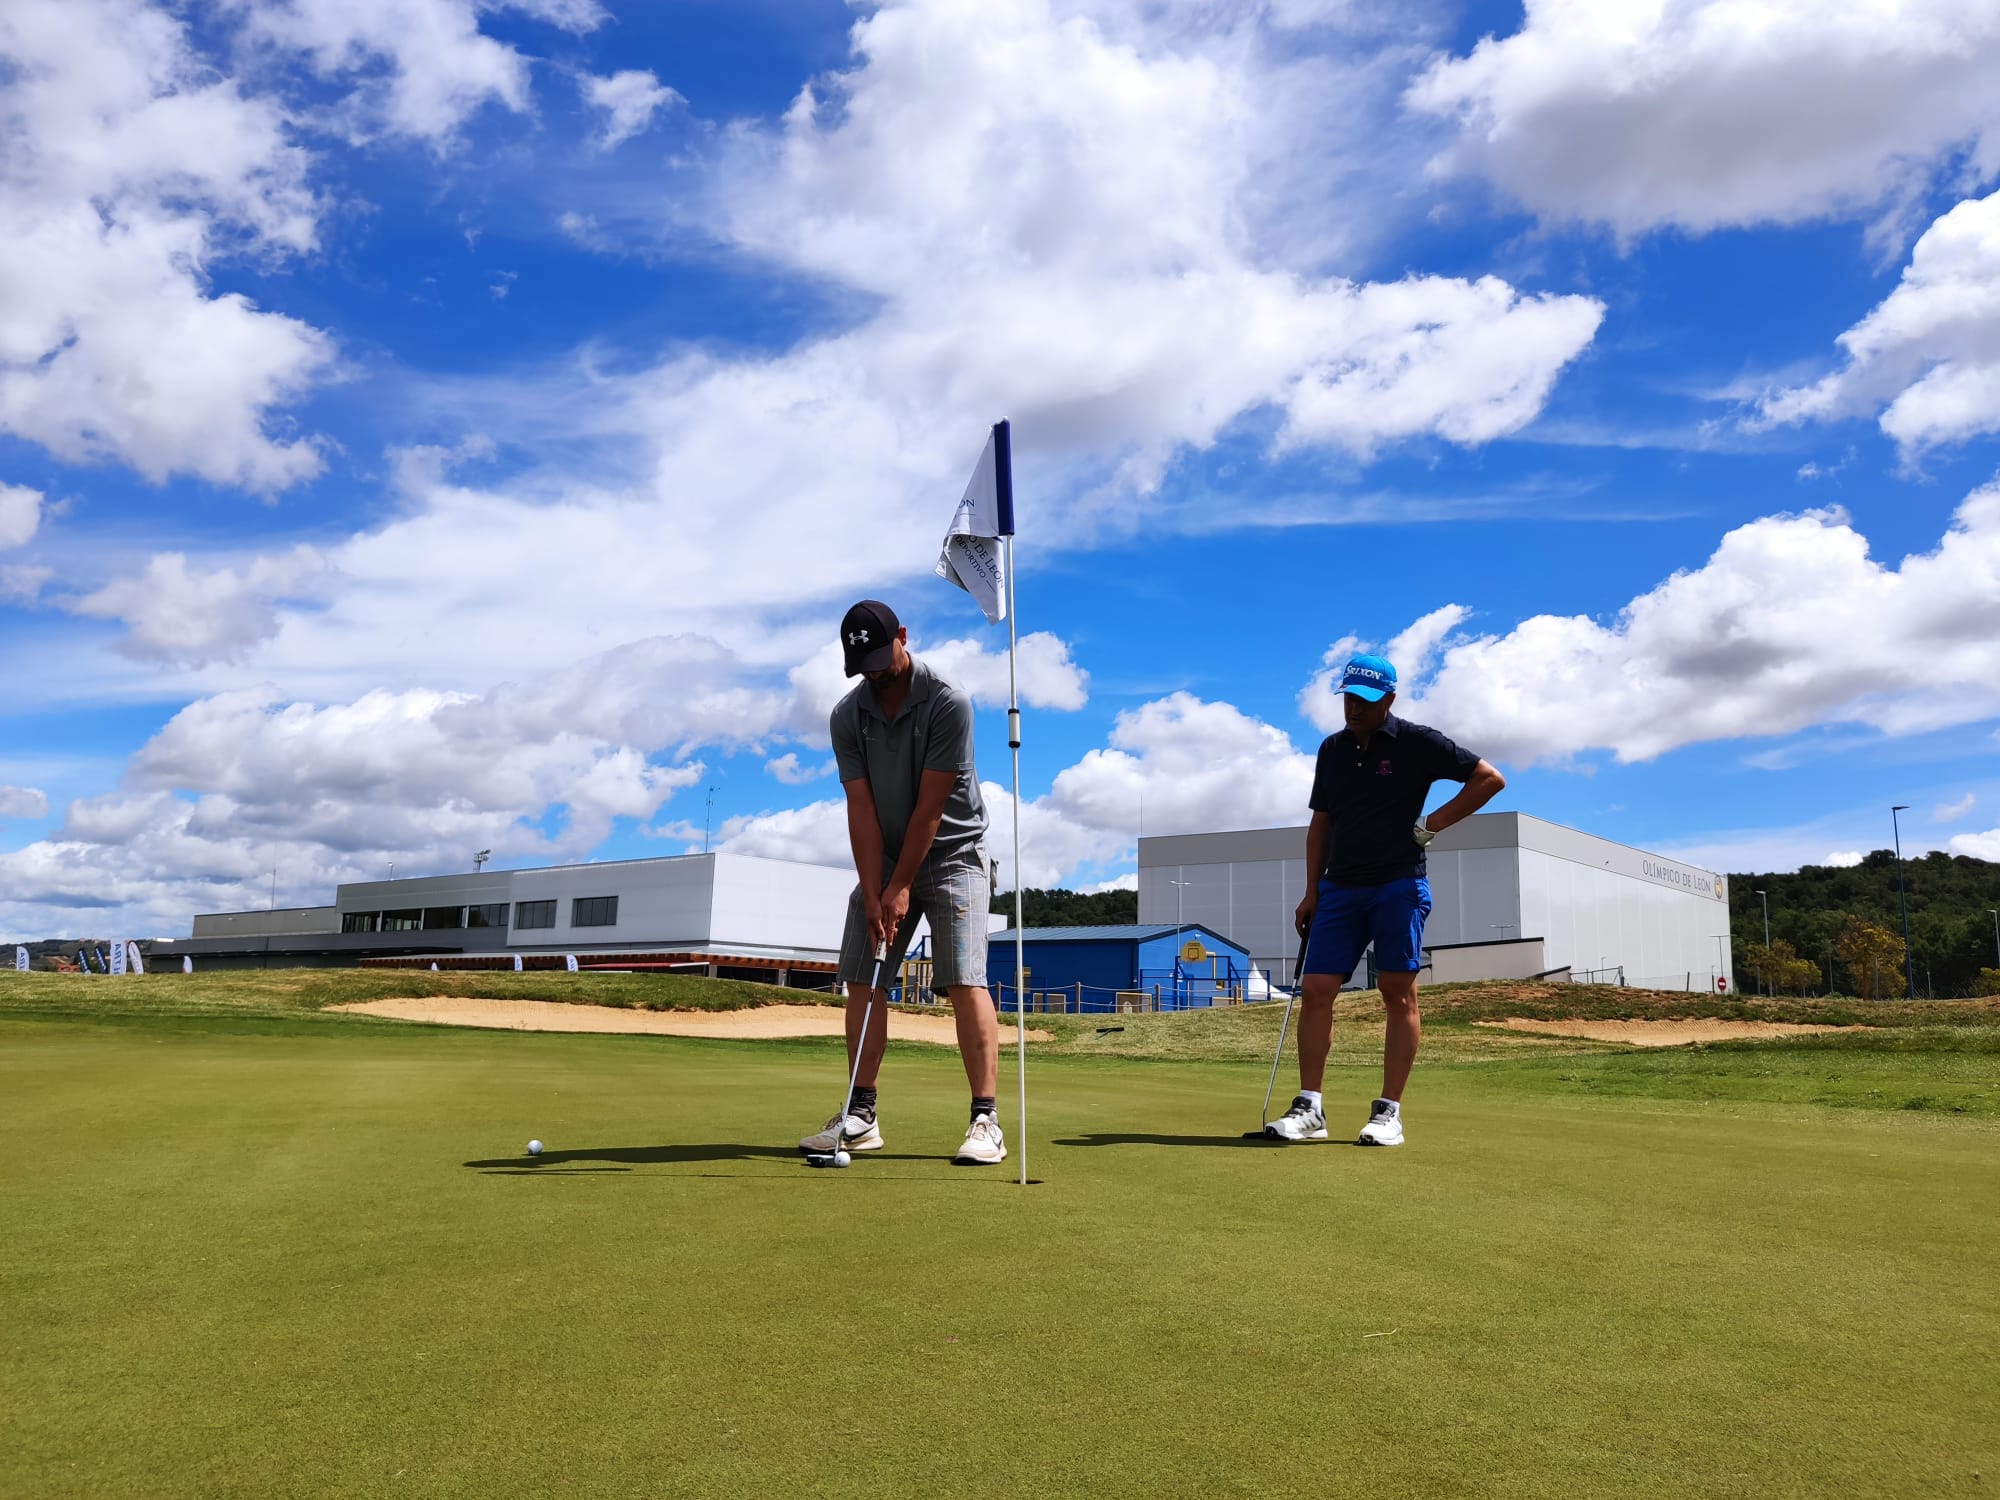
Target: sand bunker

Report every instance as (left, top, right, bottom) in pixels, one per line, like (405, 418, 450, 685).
(329, 996, 1051, 1044)
(1476, 1017, 1861, 1047)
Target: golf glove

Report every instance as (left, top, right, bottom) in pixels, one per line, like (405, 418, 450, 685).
(1412, 818, 1436, 848)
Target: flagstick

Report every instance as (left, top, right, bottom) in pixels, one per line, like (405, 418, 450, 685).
(1005, 531, 1026, 1188)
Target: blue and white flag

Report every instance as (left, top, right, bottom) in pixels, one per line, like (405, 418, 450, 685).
(935, 421, 1013, 624)
(14, 945, 25, 971)
(513, 954, 523, 972)
(565, 954, 578, 973)
(182, 954, 193, 974)
(110, 939, 127, 976)
(127, 941, 145, 975)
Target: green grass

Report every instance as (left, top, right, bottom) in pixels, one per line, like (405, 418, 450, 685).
(3, 991, 1997, 1498)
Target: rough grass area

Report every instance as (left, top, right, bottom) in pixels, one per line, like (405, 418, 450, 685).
(0, 966, 819, 1023)
(1, 1010, 1994, 1499)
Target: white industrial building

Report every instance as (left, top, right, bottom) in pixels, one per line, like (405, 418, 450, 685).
(176, 852, 858, 979)
(1137, 812, 1734, 993)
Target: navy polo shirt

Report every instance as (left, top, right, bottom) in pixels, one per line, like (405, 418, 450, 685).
(1309, 715, 1482, 887)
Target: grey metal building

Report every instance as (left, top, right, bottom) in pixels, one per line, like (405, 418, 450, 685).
(173, 852, 857, 978)
(1137, 812, 1734, 992)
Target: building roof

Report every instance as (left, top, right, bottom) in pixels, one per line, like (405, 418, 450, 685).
(987, 923, 1240, 949)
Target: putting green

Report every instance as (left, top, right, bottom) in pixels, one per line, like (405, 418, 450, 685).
(2, 1010, 1994, 1498)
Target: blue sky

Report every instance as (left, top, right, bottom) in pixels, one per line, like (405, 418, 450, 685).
(4, 0, 2000, 937)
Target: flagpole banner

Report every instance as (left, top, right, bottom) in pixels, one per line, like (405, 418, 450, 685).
(513, 954, 523, 972)
(565, 954, 578, 973)
(182, 955, 193, 974)
(110, 940, 126, 976)
(128, 941, 145, 975)
(14, 945, 27, 971)
(935, 425, 1008, 623)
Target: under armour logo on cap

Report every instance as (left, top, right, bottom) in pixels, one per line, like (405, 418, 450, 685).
(840, 600, 900, 676)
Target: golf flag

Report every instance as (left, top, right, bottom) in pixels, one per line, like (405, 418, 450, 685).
(513, 954, 522, 972)
(935, 423, 1013, 623)
(937, 419, 1029, 1189)
(565, 954, 578, 973)
(14, 945, 25, 971)
(182, 955, 193, 974)
(127, 941, 145, 975)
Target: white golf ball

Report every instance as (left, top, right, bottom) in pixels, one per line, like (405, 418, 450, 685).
(834, 1150, 851, 1168)
(527, 1139, 543, 1156)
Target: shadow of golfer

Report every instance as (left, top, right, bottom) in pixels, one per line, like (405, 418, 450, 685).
(1052, 1132, 1287, 1149)
(464, 1143, 948, 1172)
(464, 1142, 798, 1171)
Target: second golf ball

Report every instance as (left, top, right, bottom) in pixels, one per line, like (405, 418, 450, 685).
(527, 1139, 543, 1156)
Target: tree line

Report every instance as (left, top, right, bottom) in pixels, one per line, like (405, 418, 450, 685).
(1728, 850, 2000, 999)
(990, 887, 1138, 927)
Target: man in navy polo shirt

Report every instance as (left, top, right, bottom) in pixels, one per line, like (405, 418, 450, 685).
(1265, 653, 1505, 1147)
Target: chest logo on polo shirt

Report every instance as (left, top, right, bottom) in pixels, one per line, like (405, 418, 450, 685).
(1376, 759, 1393, 776)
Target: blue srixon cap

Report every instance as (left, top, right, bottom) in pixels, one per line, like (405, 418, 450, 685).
(1340, 653, 1397, 702)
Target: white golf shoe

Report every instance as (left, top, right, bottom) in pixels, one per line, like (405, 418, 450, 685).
(1356, 1098, 1404, 1147)
(798, 1112, 883, 1155)
(953, 1113, 1007, 1165)
(1264, 1095, 1328, 1142)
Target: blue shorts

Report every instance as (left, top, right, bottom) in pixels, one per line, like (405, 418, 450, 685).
(1303, 877, 1432, 978)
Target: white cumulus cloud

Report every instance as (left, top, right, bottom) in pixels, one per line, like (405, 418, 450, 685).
(233, 0, 605, 145)
(0, 785, 48, 819)
(1756, 190, 2000, 454)
(1410, 0, 2000, 237)
(0, 485, 43, 550)
(1328, 482, 2000, 766)
(582, 68, 680, 151)
(0, 0, 335, 490)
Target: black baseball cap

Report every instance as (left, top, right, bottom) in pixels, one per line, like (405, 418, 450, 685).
(840, 599, 900, 676)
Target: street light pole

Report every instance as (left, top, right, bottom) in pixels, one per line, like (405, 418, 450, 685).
(1989, 909, 1999, 969)
(1890, 805, 1916, 1000)
(1755, 888, 1769, 996)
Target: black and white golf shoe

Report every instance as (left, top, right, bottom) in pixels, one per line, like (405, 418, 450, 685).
(798, 1112, 884, 1155)
(1263, 1095, 1328, 1142)
(1356, 1098, 1404, 1147)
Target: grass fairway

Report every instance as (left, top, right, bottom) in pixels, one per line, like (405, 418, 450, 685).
(3, 995, 1996, 1498)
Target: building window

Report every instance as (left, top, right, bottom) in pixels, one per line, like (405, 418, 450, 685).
(380, 909, 423, 932)
(515, 900, 556, 930)
(340, 912, 380, 934)
(572, 895, 618, 928)
(467, 903, 508, 929)
(422, 906, 465, 930)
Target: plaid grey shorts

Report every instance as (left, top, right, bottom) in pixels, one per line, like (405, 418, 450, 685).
(837, 843, 990, 991)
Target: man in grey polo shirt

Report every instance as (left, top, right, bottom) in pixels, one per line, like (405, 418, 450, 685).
(798, 599, 1005, 1166)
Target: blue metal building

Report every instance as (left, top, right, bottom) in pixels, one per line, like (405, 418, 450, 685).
(985, 924, 1255, 1012)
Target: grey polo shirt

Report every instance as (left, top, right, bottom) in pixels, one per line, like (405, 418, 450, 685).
(829, 655, 987, 866)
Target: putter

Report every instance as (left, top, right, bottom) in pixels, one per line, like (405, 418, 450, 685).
(805, 940, 888, 1168)
(1244, 929, 1311, 1139)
